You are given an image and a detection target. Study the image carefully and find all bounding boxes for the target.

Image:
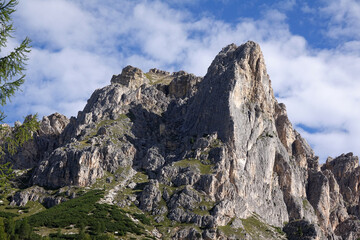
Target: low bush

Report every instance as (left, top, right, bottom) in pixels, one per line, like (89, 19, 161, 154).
(26, 190, 144, 236)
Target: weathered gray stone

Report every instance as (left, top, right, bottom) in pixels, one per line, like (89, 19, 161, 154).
(127, 182, 136, 189)
(142, 146, 165, 172)
(335, 218, 360, 240)
(3, 113, 70, 170)
(172, 227, 201, 240)
(139, 180, 161, 212)
(6, 41, 360, 239)
(169, 71, 201, 98)
(10, 185, 66, 208)
(111, 65, 149, 89)
(106, 176, 113, 183)
(172, 169, 201, 187)
(168, 186, 201, 210)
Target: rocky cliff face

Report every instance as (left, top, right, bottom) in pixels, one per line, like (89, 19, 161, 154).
(5, 41, 360, 239)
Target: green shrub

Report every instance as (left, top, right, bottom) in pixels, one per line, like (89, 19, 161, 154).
(0, 211, 18, 218)
(26, 190, 144, 236)
(133, 213, 151, 225)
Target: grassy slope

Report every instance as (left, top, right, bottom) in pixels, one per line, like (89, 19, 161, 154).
(9, 190, 153, 239)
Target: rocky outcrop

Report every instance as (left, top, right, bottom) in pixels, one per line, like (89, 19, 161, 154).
(10, 185, 73, 208)
(111, 65, 149, 89)
(6, 41, 360, 239)
(168, 71, 202, 98)
(320, 153, 360, 238)
(3, 113, 69, 170)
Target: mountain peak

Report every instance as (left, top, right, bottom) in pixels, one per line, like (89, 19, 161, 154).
(110, 65, 149, 89)
(4, 41, 360, 239)
(184, 41, 274, 143)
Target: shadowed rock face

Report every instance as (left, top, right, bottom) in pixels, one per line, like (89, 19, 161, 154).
(3, 113, 70, 170)
(6, 41, 360, 239)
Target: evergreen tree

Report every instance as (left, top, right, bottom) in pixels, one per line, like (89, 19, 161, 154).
(0, 161, 14, 192)
(0, 0, 30, 117)
(0, 0, 39, 194)
(17, 218, 31, 239)
(5, 216, 15, 237)
(94, 221, 106, 235)
(0, 217, 8, 240)
(78, 223, 86, 239)
(100, 221, 106, 233)
(94, 221, 101, 234)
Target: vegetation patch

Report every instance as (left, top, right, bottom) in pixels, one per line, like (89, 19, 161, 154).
(241, 214, 285, 239)
(144, 73, 155, 84)
(26, 190, 146, 237)
(132, 171, 149, 184)
(116, 171, 149, 198)
(192, 208, 209, 216)
(159, 183, 178, 197)
(74, 115, 132, 150)
(90, 166, 134, 191)
(154, 215, 202, 239)
(144, 73, 173, 85)
(210, 138, 222, 148)
(302, 199, 310, 209)
(133, 213, 151, 225)
(174, 158, 214, 175)
(0, 211, 18, 218)
(273, 226, 285, 235)
(218, 225, 246, 238)
(197, 200, 215, 212)
(258, 131, 277, 141)
(0, 197, 45, 221)
(90, 172, 116, 191)
(190, 196, 215, 216)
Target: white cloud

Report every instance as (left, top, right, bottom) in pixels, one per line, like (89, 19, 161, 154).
(5, 0, 360, 161)
(301, 3, 316, 14)
(16, 0, 96, 50)
(321, 0, 360, 40)
(5, 46, 119, 120)
(340, 40, 360, 52)
(263, 38, 360, 160)
(274, 0, 297, 11)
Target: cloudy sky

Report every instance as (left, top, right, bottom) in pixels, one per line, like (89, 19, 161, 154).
(3, 0, 360, 161)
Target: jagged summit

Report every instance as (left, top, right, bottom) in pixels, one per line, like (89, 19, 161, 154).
(185, 41, 275, 146)
(4, 41, 360, 239)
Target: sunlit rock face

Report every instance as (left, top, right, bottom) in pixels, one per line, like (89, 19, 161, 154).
(6, 41, 360, 239)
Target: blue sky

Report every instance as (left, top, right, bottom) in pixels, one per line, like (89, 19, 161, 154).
(2, 0, 360, 161)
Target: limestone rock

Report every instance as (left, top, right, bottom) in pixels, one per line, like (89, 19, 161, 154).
(335, 218, 360, 240)
(172, 227, 201, 240)
(10, 185, 67, 208)
(3, 113, 69, 169)
(142, 146, 165, 172)
(321, 153, 360, 222)
(168, 71, 202, 98)
(168, 186, 201, 210)
(7, 41, 360, 239)
(111, 65, 149, 89)
(39, 113, 70, 136)
(139, 180, 161, 212)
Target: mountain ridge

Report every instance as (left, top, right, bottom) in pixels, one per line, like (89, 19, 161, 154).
(3, 41, 360, 239)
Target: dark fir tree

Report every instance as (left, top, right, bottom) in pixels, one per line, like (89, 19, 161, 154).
(0, 217, 8, 240)
(0, 0, 31, 122)
(17, 218, 31, 239)
(5, 217, 15, 238)
(0, 0, 39, 194)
